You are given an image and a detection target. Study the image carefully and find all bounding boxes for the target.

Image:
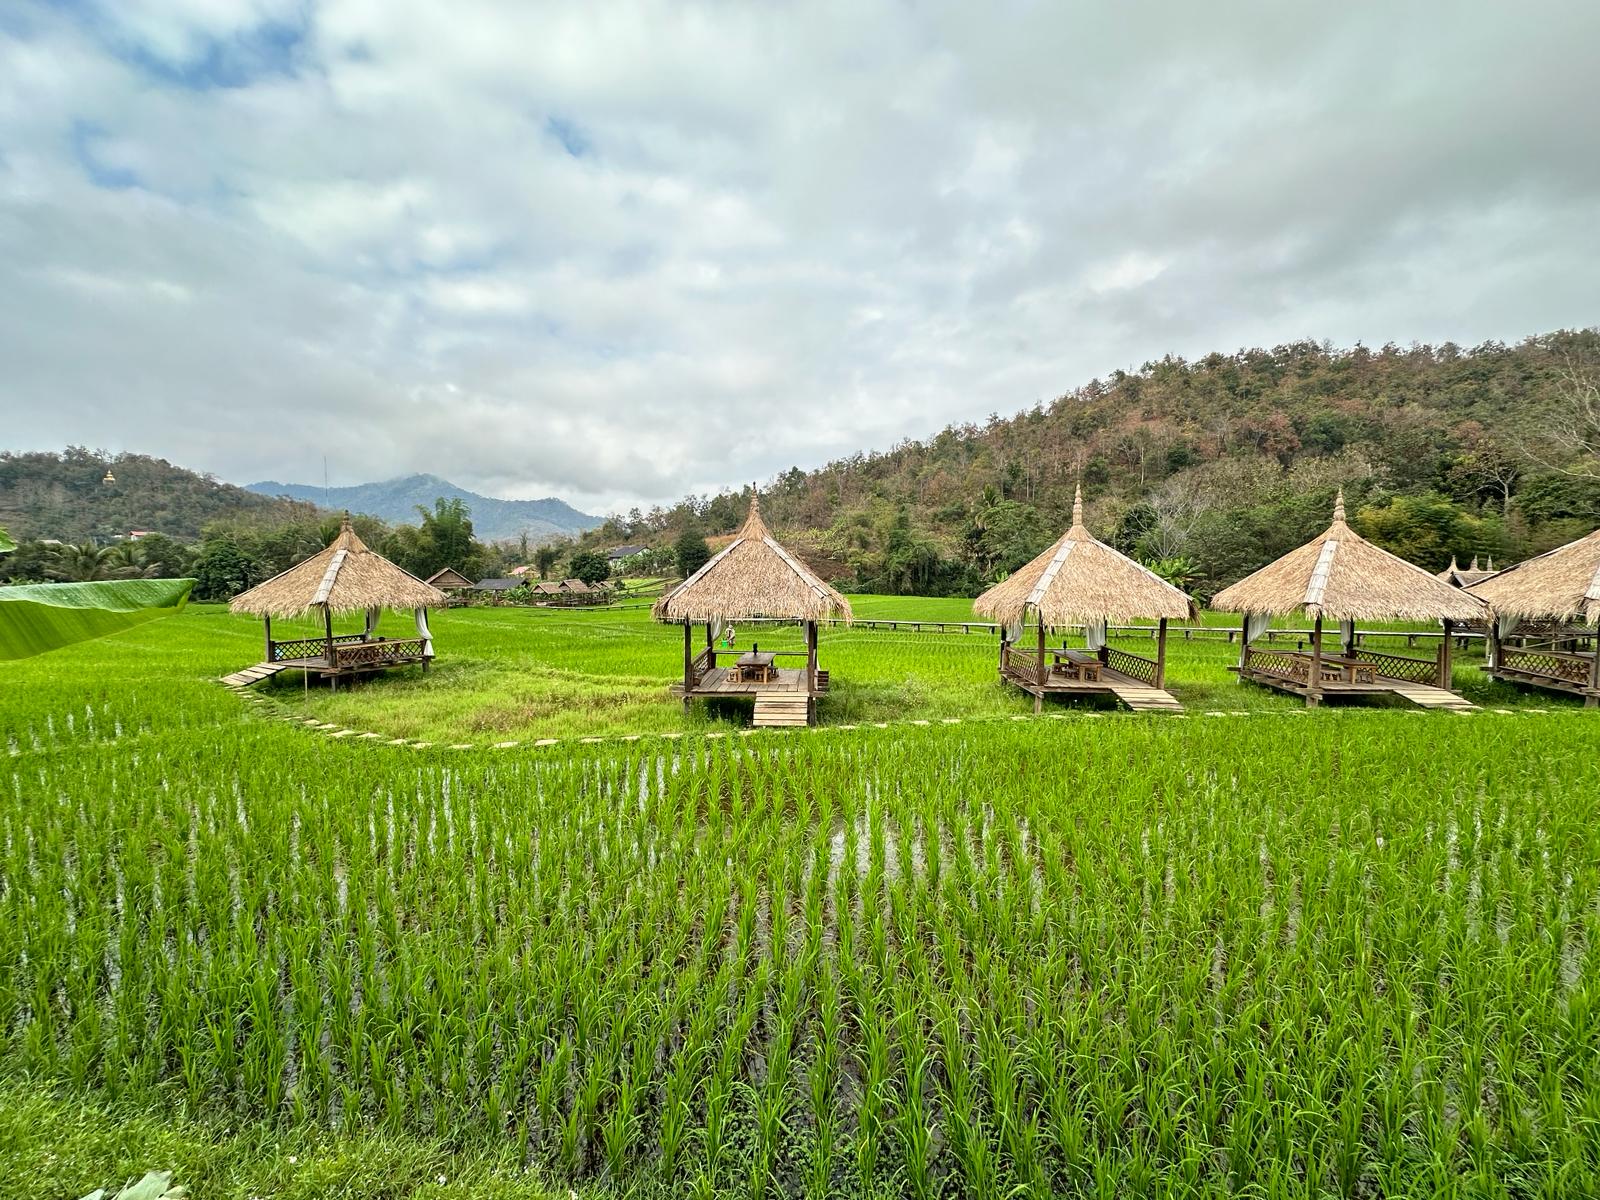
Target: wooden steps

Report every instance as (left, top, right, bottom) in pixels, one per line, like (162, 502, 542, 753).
(753, 695, 812, 728)
(221, 662, 292, 688)
(815, 670, 829, 694)
(1385, 682, 1478, 711)
(1105, 682, 1184, 713)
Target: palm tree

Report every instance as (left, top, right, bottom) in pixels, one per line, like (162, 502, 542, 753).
(46, 541, 158, 582)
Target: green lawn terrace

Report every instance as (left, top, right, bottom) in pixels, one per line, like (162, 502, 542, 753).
(2, 594, 1580, 761)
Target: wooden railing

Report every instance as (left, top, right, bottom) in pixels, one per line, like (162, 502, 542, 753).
(1501, 648, 1594, 686)
(1103, 647, 1157, 686)
(1243, 647, 1310, 682)
(269, 634, 358, 663)
(1005, 647, 1042, 679)
(331, 638, 428, 669)
(1352, 648, 1440, 686)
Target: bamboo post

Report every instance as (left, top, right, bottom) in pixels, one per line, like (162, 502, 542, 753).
(1307, 613, 1324, 708)
(1588, 620, 1600, 707)
(1438, 619, 1454, 690)
(1155, 618, 1168, 689)
(682, 621, 693, 696)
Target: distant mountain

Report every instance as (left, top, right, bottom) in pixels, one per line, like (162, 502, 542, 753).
(245, 474, 601, 543)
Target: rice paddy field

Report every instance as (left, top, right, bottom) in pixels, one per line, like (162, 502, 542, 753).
(112, 596, 1565, 746)
(4, 600, 1599, 1198)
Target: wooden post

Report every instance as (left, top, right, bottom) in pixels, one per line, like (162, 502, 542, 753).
(682, 620, 693, 696)
(1307, 613, 1324, 708)
(263, 615, 272, 663)
(1036, 618, 1047, 688)
(1155, 618, 1168, 689)
(705, 621, 714, 671)
(806, 620, 818, 695)
(323, 607, 335, 666)
(1588, 620, 1600, 708)
(1488, 617, 1501, 675)
(1438, 619, 1454, 690)
(1239, 614, 1250, 676)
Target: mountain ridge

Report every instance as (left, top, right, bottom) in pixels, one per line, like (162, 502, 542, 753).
(245, 473, 600, 543)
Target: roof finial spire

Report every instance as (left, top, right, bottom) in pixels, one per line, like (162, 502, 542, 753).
(1469, 555, 1480, 571)
(1487, 555, 1495, 570)
(340, 510, 353, 530)
(1333, 489, 1346, 523)
(1072, 483, 1084, 527)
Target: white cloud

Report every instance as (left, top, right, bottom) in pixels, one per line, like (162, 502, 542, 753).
(2, 0, 1598, 514)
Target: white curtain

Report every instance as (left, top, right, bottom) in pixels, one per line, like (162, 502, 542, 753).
(1240, 612, 1272, 667)
(1489, 614, 1519, 667)
(1084, 620, 1107, 651)
(414, 608, 433, 656)
(1004, 617, 1024, 644)
(712, 618, 723, 641)
(1339, 618, 1356, 657)
(364, 607, 380, 639)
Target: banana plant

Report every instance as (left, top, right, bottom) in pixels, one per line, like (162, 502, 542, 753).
(1, 523, 193, 660)
(0, 577, 194, 660)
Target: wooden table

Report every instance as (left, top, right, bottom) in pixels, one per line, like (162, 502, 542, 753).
(1315, 655, 1378, 684)
(734, 651, 777, 683)
(1052, 648, 1102, 682)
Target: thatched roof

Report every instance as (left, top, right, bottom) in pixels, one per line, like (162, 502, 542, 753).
(1210, 491, 1488, 622)
(1466, 527, 1600, 624)
(973, 486, 1194, 628)
(653, 494, 852, 623)
(425, 567, 475, 589)
(231, 516, 447, 618)
(1436, 555, 1497, 588)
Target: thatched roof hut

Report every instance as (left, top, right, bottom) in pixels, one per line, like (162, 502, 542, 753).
(425, 566, 475, 590)
(654, 495, 852, 624)
(1466, 527, 1600, 625)
(1211, 492, 1486, 622)
(974, 487, 1194, 628)
(232, 516, 446, 618)
(1436, 555, 1497, 588)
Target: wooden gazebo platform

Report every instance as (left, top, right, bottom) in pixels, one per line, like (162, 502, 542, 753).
(999, 644, 1181, 712)
(1468, 528, 1600, 707)
(976, 487, 1193, 714)
(655, 494, 851, 728)
(224, 516, 446, 689)
(1232, 644, 1474, 710)
(1213, 491, 1488, 710)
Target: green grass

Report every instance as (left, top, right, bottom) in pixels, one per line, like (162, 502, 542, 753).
(3, 600, 1598, 1198)
(0, 1083, 587, 1200)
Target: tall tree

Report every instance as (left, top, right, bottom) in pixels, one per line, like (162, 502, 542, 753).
(673, 529, 711, 579)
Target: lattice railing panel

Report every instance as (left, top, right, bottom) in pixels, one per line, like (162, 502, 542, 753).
(1353, 648, 1439, 685)
(1246, 649, 1308, 681)
(1006, 648, 1041, 677)
(332, 639, 428, 669)
(1104, 647, 1157, 686)
(1502, 649, 1593, 686)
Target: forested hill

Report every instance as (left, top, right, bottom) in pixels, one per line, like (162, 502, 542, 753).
(581, 329, 1600, 596)
(0, 448, 316, 542)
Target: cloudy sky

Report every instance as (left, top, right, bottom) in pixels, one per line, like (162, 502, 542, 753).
(3, 1, 1597, 512)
